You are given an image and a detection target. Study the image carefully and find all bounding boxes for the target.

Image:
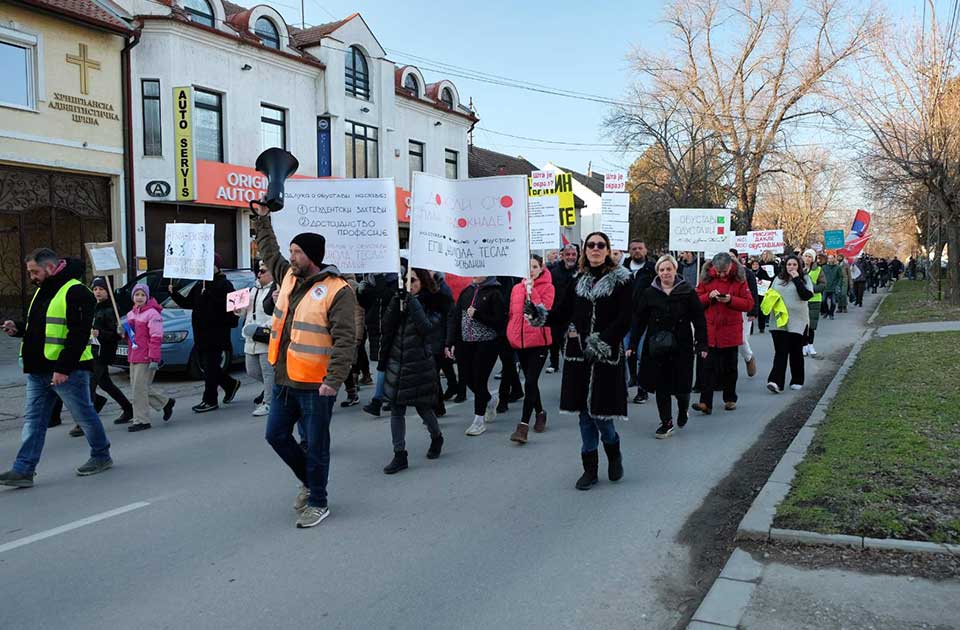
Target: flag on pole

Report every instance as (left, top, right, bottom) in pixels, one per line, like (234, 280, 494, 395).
(839, 209, 871, 261)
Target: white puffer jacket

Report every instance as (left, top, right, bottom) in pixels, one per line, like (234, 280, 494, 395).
(242, 282, 274, 355)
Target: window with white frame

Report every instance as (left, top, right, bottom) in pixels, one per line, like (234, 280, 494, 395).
(0, 28, 38, 110)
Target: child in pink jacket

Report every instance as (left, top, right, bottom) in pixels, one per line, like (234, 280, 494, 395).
(125, 284, 174, 431)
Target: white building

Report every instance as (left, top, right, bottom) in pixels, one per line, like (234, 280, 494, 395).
(116, 1, 476, 271)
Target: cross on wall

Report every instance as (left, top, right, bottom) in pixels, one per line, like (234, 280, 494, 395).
(66, 43, 100, 95)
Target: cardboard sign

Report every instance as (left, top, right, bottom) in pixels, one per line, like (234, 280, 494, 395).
(226, 287, 251, 311)
(163, 223, 215, 280)
(731, 233, 749, 254)
(604, 172, 627, 192)
(747, 230, 785, 254)
(528, 194, 561, 250)
(669, 208, 731, 252)
(600, 192, 630, 250)
(410, 172, 530, 277)
(824, 229, 845, 250)
(274, 178, 400, 275)
(528, 172, 575, 226)
(84, 241, 125, 273)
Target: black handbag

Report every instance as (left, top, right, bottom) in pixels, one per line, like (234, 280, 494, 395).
(648, 329, 677, 358)
(252, 326, 271, 344)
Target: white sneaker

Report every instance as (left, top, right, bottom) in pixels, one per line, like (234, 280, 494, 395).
(790, 384, 803, 391)
(545, 367, 557, 374)
(252, 403, 270, 417)
(465, 416, 486, 436)
(808, 345, 818, 357)
(767, 382, 781, 394)
(802, 345, 810, 356)
(485, 396, 498, 423)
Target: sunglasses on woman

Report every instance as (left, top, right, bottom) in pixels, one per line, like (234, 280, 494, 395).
(256, 269, 268, 275)
(585, 241, 607, 250)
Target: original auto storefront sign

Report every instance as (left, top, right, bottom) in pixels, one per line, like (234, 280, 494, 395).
(195, 161, 312, 207)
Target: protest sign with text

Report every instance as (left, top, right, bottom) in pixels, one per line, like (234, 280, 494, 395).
(163, 223, 215, 280)
(226, 287, 251, 311)
(603, 172, 627, 192)
(669, 208, 731, 252)
(274, 178, 400, 275)
(747, 229, 785, 254)
(530, 170, 555, 191)
(600, 192, 630, 250)
(528, 194, 561, 250)
(528, 172, 575, 227)
(410, 172, 529, 278)
(84, 241, 125, 274)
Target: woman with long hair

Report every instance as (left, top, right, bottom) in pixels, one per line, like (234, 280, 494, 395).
(380, 269, 446, 474)
(506, 255, 555, 444)
(763, 255, 814, 393)
(536, 232, 632, 490)
(629, 255, 707, 439)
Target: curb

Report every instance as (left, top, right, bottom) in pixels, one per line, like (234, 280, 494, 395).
(865, 291, 889, 325)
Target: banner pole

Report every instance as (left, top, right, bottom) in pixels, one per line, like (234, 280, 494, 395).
(103, 274, 123, 333)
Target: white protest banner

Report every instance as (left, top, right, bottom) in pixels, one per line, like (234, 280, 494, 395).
(84, 241, 125, 274)
(604, 172, 627, 192)
(747, 229, 784, 255)
(274, 178, 400, 275)
(669, 208, 731, 252)
(530, 169, 555, 192)
(731, 233, 749, 254)
(528, 194, 561, 250)
(409, 171, 529, 277)
(600, 192, 630, 250)
(163, 223, 215, 280)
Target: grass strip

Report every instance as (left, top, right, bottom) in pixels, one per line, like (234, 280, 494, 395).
(873, 279, 960, 325)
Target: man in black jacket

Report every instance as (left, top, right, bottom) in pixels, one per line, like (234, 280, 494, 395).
(546, 245, 578, 372)
(168, 254, 240, 412)
(0, 249, 113, 487)
(626, 240, 656, 402)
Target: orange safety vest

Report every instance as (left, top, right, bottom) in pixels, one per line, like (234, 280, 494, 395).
(268, 269, 347, 383)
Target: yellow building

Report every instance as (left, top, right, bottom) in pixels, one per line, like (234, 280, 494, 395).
(0, 0, 131, 319)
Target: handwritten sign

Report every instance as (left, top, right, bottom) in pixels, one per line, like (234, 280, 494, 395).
(272, 178, 400, 275)
(163, 223, 215, 280)
(824, 229, 845, 250)
(600, 192, 630, 250)
(669, 208, 731, 252)
(410, 171, 529, 277)
(530, 170, 555, 192)
(226, 287, 251, 311)
(603, 172, 627, 192)
(84, 241, 125, 273)
(747, 230, 785, 254)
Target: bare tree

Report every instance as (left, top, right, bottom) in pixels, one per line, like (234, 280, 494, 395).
(611, 0, 878, 232)
(850, 1, 960, 303)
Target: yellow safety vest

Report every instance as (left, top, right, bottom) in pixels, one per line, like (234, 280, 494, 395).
(22, 279, 94, 362)
(268, 269, 346, 383)
(808, 267, 823, 303)
(760, 288, 790, 328)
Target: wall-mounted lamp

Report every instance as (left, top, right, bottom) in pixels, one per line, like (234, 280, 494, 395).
(241, 64, 253, 71)
(434, 121, 442, 127)
(360, 106, 370, 113)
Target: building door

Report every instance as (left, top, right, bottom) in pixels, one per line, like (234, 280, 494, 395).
(0, 165, 111, 320)
(143, 203, 238, 271)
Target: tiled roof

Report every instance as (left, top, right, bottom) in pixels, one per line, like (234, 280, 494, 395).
(290, 14, 356, 47)
(561, 167, 605, 196)
(12, 0, 132, 33)
(470, 147, 585, 208)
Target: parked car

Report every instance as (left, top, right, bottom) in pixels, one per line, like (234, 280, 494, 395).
(112, 269, 256, 379)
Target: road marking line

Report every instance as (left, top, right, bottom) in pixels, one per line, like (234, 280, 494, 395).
(0, 501, 150, 554)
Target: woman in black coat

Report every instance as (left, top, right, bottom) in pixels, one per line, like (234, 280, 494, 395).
(628, 255, 707, 439)
(380, 269, 445, 474)
(542, 231, 632, 490)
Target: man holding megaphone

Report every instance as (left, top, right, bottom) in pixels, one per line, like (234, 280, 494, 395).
(250, 148, 358, 530)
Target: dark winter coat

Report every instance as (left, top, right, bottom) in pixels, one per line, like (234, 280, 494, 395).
(380, 294, 440, 408)
(630, 278, 707, 395)
(357, 273, 398, 358)
(626, 257, 657, 304)
(168, 271, 238, 352)
(92, 298, 122, 363)
(744, 267, 760, 318)
(446, 279, 508, 346)
(14, 257, 95, 375)
(418, 289, 453, 356)
(696, 261, 754, 348)
(548, 264, 633, 422)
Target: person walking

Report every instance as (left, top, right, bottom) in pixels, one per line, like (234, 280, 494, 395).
(731, 248, 759, 377)
(0, 249, 112, 487)
(124, 284, 174, 432)
(822, 255, 842, 319)
(763, 255, 814, 393)
(626, 240, 656, 403)
(446, 276, 507, 436)
(339, 274, 367, 409)
(168, 255, 240, 412)
(837, 257, 852, 313)
(678, 251, 700, 288)
(546, 245, 578, 373)
(432, 271, 459, 401)
(692, 253, 754, 414)
(539, 232, 631, 490)
(253, 206, 358, 529)
(628, 255, 707, 439)
(506, 255, 555, 444)
(852, 257, 868, 307)
(801, 249, 826, 357)
(494, 275, 524, 414)
(237, 263, 275, 417)
(381, 269, 446, 474)
(358, 273, 398, 415)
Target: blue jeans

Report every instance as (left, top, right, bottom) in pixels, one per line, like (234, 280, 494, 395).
(15, 371, 111, 475)
(265, 385, 335, 508)
(578, 410, 618, 454)
(374, 370, 385, 400)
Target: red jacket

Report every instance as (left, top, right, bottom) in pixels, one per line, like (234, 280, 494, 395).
(507, 269, 555, 349)
(696, 261, 754, 348)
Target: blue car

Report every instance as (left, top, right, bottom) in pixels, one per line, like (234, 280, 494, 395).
(112, 269, 257, 379)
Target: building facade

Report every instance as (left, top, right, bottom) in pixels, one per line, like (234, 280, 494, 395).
(0, 0, 132, 319)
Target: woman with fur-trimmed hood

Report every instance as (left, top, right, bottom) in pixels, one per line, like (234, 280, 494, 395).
(539, 231, 632, 491)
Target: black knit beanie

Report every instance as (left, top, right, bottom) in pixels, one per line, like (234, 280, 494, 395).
(291, 233, 326, 266)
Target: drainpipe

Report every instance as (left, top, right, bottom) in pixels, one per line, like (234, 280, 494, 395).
(121, 28, 142, 280)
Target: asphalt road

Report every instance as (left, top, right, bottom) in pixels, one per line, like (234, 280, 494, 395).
(0, 294, 879, 630)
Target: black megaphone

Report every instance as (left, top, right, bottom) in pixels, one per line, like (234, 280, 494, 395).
(253, 148, 299, 212)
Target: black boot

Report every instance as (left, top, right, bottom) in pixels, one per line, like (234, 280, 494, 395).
(575, 450, 599, 490)
(93, 394, 107, 414)
(383, 450, 408, 474)
(602, 440, 623, 482)
(363, 398, 382, 417)
(426, 434, 444, 459)
(114, 405, 134, 425)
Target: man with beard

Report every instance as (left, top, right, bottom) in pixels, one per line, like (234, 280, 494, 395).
(254, 207, 358, 529)
(1, 249, 113, 487)
(546, 245, 579, 373)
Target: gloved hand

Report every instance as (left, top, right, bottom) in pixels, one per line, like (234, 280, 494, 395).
(149, 362, 159, 371)
(523, 299, 538, 319)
